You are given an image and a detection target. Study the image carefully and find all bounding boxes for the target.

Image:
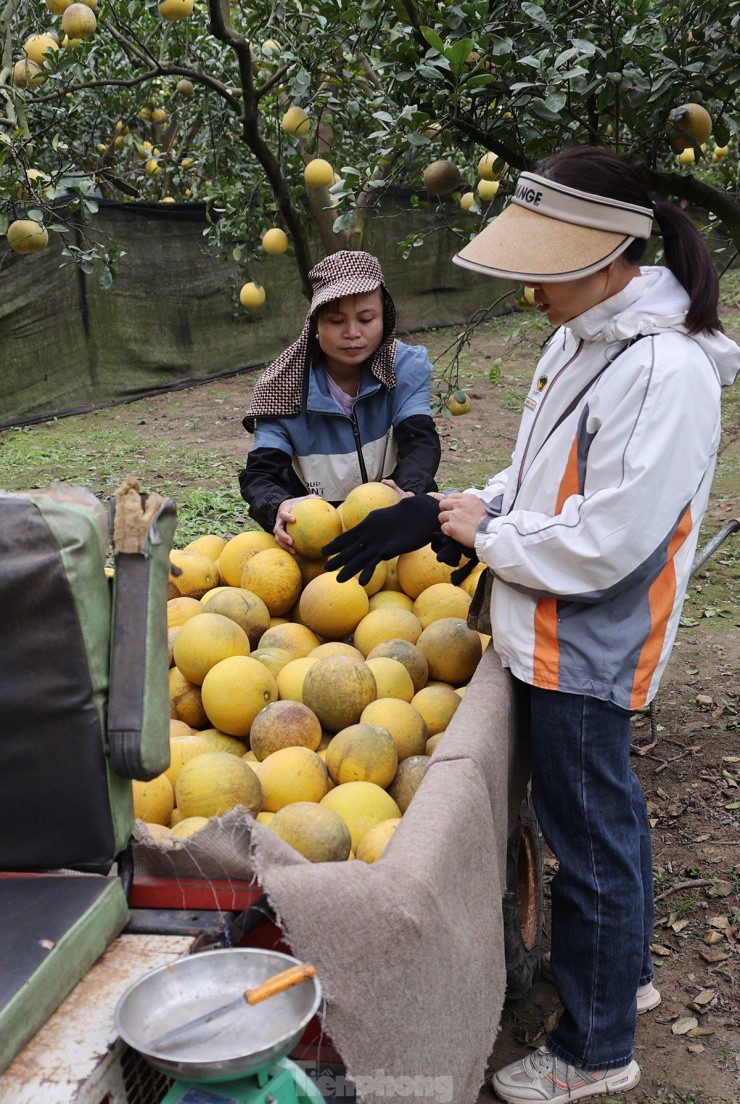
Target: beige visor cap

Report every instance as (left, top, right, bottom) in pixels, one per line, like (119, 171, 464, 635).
(453, 172, 654, 283)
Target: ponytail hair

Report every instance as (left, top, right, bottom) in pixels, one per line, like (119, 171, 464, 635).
(647, 200, 720, 334)
(538, 146, 722, 335)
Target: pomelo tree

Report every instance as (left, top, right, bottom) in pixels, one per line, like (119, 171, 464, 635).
(2, 0, 737, 320)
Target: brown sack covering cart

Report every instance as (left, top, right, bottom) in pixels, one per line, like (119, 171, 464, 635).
(137, 645, 531, 1104)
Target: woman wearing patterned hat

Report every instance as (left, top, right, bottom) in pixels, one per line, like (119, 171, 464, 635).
(239, 250, 441, 549)
(324, 147, 738, 1102)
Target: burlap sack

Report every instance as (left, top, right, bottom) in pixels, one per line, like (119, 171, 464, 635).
(136, 647, 530, 1104)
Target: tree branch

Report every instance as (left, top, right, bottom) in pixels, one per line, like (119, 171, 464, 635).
(207, 0, 314, 296)
(639, 165, 740, 252)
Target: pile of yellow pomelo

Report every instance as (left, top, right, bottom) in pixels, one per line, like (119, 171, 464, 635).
(134, 482, 488, 866)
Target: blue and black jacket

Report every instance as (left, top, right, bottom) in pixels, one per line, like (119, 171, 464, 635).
(239, 340, 441, 532)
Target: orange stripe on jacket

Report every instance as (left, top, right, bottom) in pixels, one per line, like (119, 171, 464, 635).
(532, 437, 580, 687)
(630, 507, 693, 709)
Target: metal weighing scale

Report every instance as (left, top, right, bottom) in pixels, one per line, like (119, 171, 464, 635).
(157, 1056, 324, 1104)
(116, 949, 327, 1104)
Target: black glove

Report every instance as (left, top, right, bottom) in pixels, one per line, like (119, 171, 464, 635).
(322, 493, 442, 585)
(430, 531, 479, 584)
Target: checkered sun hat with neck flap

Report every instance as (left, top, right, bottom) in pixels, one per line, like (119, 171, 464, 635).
(453, 171, 654, 283)
(243, 250, 397, 432)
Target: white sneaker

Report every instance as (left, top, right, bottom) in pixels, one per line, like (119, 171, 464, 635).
(636, 980, 661, 1014)
(491, 1046, 641, 1103)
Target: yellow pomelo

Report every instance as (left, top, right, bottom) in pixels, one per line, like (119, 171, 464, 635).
(169, 667, 208, 728)
(159, 0, 194, 20)
(198, 728, 247, 756)
(251, 647, 294, 680)
(269, 617, 289, 629)
(169, 550, 218, 599)
(250, 700, 321, 760)
(243, 750, 257, 762)
(360, 560, 387, 595)
(296, 554, 326, 586)
(304, 159, 334, 189)
(478, 151, 506, 180)
(460, 191, 476, 211)
(356, 818, 401, 863)
(201, 588, 270, 647)
(176, 752, 262, 818)
(164, 733, 212, 790)
(365, 657, 414, 702)
(382, 555, 403, 592)
(269, 802, 352, 862)
(426, 731, 445, 756)
(143, 822, 173, 843)
(262, 227, 289, 255)
(368, 590, 414, 613)
(171, 816, 210, 839)
(168, 596, 203, 628)
(311, 642, 364, 662)
(259, 622, 321, 659)
(276, 656, 318, 703)
(133, 775, 174, 826)
(353, 608, 422, 656)
(388, 755, 428, 813)
(240, 283, 265, 310)
(299, 571, 369, 639)
(445, 392, 471, 416)
(7, 218, 48, 252)
(23, 34, 59, 67)
(241, 549, 302, 615)
(219, 531, 276, 587)
(340, 482, 399, 529)
(668, 102, 712, 151)
(423, 159, 461, 195)
(360, 699, 428, 761)
(325, 723, 398, 788)
(184, 534, 227, 562)
(396, 545, 454, 598)
(417, 618, 482, 685)
(201, 656, 278, 737)
(46, 0, 74, 12)
(170, 718, 194, 739)
(676, 147, 695, 166)
(286, 498, 342, 558)
(366, 639, 429, 694)
(258, 747, 328, 812)
(320, 782, 401, 851)
(169, 808, 182, 827)
(411, 684, 461, 735)
(477, 178, 500, 203)
(173, 612, 250, 685)
(282, 105, 310, 136)
(461, 563, 486, 598)
(412, 582, 471, 628)
(62, 3, 96, 38)
(303, 656, 377, 733)
(256, 811, 275, 827)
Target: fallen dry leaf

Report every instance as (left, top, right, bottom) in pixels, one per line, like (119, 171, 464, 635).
(651, 944, 673, 956)
(708, 916, 731, 930)
(706, 881, 734, 899)
(671, 919, 690, 934)
(672, 1015, 699, 1035)
(686, 1026, 715, 1038)
(699, 948, 729, 964)
(693, 989, 717, 1006)
(687, 1044, 705, 1054)
(704, 931, 724, 945)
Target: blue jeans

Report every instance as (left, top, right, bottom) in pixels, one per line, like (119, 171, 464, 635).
(522, 682, 654, 1071)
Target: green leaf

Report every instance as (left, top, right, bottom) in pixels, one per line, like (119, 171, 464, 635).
(448, 38, 476, 76)
(522, 3, 549, 25)
(421, 26, 446, 54)
(529, 98, 562, 123)
(98, 267, 113, 290)
(27, 208, 44, 223)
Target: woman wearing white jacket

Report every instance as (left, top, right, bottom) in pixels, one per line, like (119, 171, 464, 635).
(325, 145, 739, 1103)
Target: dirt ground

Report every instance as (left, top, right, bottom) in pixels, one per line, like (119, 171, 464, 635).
(0, 284, 738, 1104)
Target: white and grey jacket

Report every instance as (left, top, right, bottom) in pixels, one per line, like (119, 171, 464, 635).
(469, 266, 739, 710)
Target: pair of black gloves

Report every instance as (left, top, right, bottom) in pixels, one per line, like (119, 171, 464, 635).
(322, 493, 479, 587)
